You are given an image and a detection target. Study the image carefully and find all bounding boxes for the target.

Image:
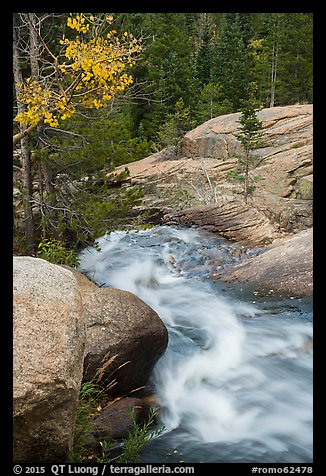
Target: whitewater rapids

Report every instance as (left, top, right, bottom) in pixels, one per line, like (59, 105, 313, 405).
(79, 226, 313, 463)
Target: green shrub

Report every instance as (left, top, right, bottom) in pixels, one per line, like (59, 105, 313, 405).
(72, 379, 164, 463)
(72, 382, 102, 462)
(37, 239, 80, 267)
(226, 169, 245, 182)
(72, 353, 165, 463)
(98, 406, 164, 463)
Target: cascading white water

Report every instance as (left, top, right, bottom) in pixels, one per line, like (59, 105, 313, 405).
(79, 226, 313, 463)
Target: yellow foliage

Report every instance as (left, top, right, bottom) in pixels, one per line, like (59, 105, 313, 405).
(67, 14, 89, 34)
(248, 38, 267, 59)
(15, 13, 142, 128)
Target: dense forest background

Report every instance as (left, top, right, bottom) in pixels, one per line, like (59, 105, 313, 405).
(13, 13, 313, 259)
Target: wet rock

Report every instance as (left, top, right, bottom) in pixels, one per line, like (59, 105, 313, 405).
(82, 432, 102, 454)
(67, 269, 168, 396)
(216, 228, 313, 297)
(93, 397, 152, 439)
(165, 197, 277, 246)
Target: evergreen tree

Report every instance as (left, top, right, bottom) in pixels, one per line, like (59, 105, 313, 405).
(157, 98, 194, 152)
(211, 13, 251, 110)
(123, 13, 198, 141)
(184, 13, 198, 42)
(237, 13, 255, 47)
(236, 85, 263, 202)
(197, 17, 213, 86)
(252, 13, 313, 107)
(252, 13, 283, 107)
(196, 83, 232, 124)
(276, 13, 313, 105)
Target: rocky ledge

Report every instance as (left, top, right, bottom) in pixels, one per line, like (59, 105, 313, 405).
(116, 104, 313, 246)
(213, 228, 313, 297)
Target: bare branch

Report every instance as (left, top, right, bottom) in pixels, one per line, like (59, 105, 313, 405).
(13, 123, 38, 146)
(27, 13, 57, 62)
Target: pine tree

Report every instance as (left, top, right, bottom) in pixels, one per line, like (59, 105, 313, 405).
(124, 13, 198, 141)
(252, 13, 313, 107)
(211, 13, 251, 110)
(157, 98, 194, 152)
(196, 83, 232, 124)
(236, 85, 263, 203)
(276, 13, 313, 105)
(197, 17, 213, 86)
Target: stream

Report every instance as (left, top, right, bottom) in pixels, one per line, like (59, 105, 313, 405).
(79, 225, 313, 463)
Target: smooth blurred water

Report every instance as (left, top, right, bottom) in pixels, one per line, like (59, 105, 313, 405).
(79, 226, 313, 463)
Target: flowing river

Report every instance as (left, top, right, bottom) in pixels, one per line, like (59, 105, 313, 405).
(79, 225, 313, 463)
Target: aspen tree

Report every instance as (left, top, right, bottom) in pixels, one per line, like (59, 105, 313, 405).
(14, 13, 142, 144)
(13, 13, 142, 251)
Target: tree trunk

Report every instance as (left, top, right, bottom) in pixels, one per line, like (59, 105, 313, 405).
(28, 13, 57, 238)
(36, 160, 46, 239)
(20, 138, 35, 251)
(269, 18, 279, 108)
(13, 16, 34, 252)
(243, 149, 250, 204)
(270, 42, 278, 108)
(42, 162, 55, 202)
(270, 41, 275, 108)
(28, 13, 40, 77)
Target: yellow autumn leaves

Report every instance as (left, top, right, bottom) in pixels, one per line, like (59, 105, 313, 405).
(15, 78, 77, 127)
(15, 13, 142, 128)
(67, 14, 89, 33)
